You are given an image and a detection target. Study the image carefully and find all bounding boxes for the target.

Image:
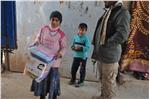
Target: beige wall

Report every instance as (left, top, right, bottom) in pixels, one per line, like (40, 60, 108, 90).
(10, 1, 131, 81)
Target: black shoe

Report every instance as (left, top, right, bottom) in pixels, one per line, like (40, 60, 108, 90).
(134, 72, 145, 80)
(53, 94, 57, 99)
(69, 80, 76, 85)
(40, 95, 46, 99)
(75, 81, 84, 87)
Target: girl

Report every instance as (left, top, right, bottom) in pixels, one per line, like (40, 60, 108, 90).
(30, 11, 67, 99)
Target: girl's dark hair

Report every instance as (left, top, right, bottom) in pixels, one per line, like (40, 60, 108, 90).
(50, 11, 62, 23)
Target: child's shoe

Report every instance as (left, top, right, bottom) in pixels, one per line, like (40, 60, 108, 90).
(75, 81, 84, 87)
(69, 80, 76, 85)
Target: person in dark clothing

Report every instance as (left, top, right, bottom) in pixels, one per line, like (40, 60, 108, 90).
(91, 1, 130, 99)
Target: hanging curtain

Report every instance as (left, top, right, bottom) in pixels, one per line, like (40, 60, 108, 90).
(120, 1, 149, 74)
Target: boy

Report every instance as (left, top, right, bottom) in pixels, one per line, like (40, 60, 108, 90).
(69, 23, 90, 87)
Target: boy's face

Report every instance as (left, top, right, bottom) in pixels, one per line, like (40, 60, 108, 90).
(50, 17, 60, 28)
(78, 28, 86, 36)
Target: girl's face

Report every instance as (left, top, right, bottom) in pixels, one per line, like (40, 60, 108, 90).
(50, 17, 60, 28)
(78, 28, 86, 36)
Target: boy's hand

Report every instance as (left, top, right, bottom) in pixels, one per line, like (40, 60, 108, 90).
(71, 45, 83, 51)
(75, 46, 82, 50)
(71, 46, 75, 50)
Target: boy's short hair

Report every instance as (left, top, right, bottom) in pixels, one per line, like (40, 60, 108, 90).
(78, 23, 88, 31)
(50, 11, 62, 23)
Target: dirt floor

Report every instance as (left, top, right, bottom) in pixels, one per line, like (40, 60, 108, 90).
(1, 71, 149, 99)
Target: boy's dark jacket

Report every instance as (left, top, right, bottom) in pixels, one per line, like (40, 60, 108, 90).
(92, 4, 131, 63)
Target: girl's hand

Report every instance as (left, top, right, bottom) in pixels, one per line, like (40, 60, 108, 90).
(29, 42, 39, 47)
(54, 52, 62, 59)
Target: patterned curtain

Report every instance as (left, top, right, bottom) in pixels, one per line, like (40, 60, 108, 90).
(120, 1, 149, 73)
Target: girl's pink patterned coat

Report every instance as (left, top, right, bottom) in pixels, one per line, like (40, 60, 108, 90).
(34, 25, 67, 68)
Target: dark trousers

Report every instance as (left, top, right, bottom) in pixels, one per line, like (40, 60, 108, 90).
(71, 57, 87, 83)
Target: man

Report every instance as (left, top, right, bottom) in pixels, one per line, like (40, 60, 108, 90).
(91, 1, 130, 99)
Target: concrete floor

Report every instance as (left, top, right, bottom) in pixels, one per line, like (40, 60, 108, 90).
(1, 71, 149, 99)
